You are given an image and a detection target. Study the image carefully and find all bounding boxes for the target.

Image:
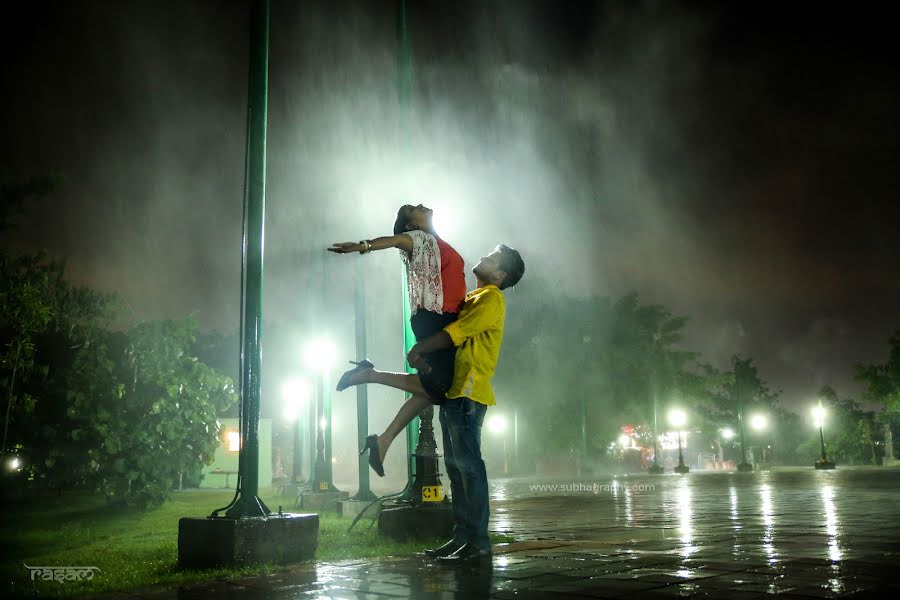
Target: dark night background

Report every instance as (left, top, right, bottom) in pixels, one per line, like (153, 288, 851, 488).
(2, 0, 898, 412)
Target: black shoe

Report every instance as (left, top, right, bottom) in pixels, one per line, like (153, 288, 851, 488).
(359, 434, 384, 477)
(436, 543, 493, 566)
(336, 359, 374, 392)
(425, 540, 462, 558)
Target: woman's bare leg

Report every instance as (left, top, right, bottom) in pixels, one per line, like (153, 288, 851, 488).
(343, 367, 429, 397)
(377, 394, 431, 462)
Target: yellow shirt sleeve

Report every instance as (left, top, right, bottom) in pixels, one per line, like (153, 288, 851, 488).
(443, 288, 504, 347)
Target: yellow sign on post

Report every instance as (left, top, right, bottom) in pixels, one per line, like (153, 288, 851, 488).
(421, 485, 444, 502)
(319, 482, 329, 491)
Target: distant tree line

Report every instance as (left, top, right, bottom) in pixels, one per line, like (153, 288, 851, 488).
(498, 289, 900, 470)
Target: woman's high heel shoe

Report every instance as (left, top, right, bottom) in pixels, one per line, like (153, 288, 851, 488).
(360, 434, 385, 477)
(336, 359, 374, 392)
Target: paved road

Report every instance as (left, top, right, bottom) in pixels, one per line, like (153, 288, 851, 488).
(104, 467, 900, 598)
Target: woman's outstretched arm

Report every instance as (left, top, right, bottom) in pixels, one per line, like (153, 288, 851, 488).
(327, 234, 413, 254)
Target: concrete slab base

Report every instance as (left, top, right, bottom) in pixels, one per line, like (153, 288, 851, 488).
(377, 502, 454, 541)
(337, 498, 380, 519)
(299, 490, 349, 511)
(177, 513, 318, 569)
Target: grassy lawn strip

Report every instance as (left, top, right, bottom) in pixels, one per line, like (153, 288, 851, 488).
(2, 488, 513, 598)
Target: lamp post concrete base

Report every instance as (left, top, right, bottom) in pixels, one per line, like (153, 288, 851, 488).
(814, 459, 836, 470)
(377, 501, 454, 541)
(178, 513, 318, 569)
(337, 498, 380, 519)
(299, 489, 349, 511)
(647, 463, 664, 474)
(736, 462, 754, 472)
(674, 464, 690, 474)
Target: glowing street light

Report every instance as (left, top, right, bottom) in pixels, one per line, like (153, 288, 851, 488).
(812, 401, 836, 470)
(668, 408, 689, 474)
(618, 434, 631, 449)
(721, 428, 735, 440)
(750, 414, 768, 431)
(487, 414, 508, 434)
(304, 338, 337, 373)
(488, 414, 509, 474)
(282, 377, 310, 423)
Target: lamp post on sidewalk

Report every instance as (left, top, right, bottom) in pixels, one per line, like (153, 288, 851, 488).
(750, 414, 770, 470)
(813, 401, 836, 470)
(488, 415, 509, 475)
(669, 408, 690, 474)
(282, 377, 310, 484)
(305, 338, 339, 492)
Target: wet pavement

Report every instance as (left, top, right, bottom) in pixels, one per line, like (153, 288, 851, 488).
(112, 467, 900, 598)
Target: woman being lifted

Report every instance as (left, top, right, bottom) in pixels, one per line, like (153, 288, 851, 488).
(327, 204, 466, 476)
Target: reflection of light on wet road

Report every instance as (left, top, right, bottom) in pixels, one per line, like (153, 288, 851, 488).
(729, 485, 739, 531)
(821, 485, 842, 562)
(759, 483, 776, 562)
(492, 508, 512, 535)
(491, 479, 509, 502)
(676, 478, 695, 557)
(624, 482, 633, 526)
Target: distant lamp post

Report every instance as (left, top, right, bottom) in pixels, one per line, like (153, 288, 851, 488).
(750, 414, 770, 470)
(648, 384, 664, 474)
(717, 427, 735, 463)
(282, 377, 310, 483)
(812, 402, 836, 470)
(226, 430, 241, 453)
(305, 338, 339, 491)
(668, 409, 690, 474)
(618, 433, 631, 449)
(488, 414, 509, 475)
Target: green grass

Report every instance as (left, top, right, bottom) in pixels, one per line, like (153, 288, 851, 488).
(1, 488, 514, 598)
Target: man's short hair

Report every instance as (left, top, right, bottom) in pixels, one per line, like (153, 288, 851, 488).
(393, 205, 414, 235)
(497, 245, 524, 290)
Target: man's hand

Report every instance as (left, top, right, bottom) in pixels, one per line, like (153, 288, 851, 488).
(407, 344, 432, 374)
(327, 242, 362, 254)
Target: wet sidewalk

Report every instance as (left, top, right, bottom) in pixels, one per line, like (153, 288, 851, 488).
(107, 467, 900, 598)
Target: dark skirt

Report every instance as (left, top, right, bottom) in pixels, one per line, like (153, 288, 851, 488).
(410, 309, 458, 404)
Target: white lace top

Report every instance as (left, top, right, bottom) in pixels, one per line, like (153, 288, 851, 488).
(400, 230, 444, 315)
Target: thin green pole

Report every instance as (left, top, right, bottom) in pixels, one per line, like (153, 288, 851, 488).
(397, 0, 418, 485)
(225, 0, 270, 519)
(354, 260, 376, 500)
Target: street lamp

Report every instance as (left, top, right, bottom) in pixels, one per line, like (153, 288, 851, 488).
(304, 338, 339, 492)
(488, 414, 509, 475)
(668, 409, 690, 474)
(812, 401, 836, 470)
(750, 414, 770, 470)
(716, 427, 735, 465)
(282, 377, 310, 483)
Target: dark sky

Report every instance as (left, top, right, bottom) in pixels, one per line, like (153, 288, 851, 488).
(3, 0, 899, 412)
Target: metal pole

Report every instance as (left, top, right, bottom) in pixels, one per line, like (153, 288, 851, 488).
(225, 0, 270, 519)
(353, 260, 376, 500)
(819, 425, 826, 460)
(397, 0, 418, 489)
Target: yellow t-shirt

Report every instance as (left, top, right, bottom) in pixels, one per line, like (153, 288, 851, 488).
(442, 285, 505, 406)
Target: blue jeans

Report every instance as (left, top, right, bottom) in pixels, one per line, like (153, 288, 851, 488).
(439, 398, 490, 551)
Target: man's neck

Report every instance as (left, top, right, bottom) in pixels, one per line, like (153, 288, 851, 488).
(475, 276, 494, 289)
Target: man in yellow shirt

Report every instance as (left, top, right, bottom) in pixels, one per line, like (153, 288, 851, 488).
(337, 244, 525, 565)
